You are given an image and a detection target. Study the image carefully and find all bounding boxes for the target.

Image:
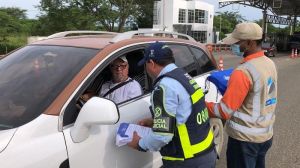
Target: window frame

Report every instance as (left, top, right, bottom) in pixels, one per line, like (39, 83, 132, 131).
(62, 43, 152, 127)
(195, 9, 206, 24)
(190, 31, 207, 43)
(61, 41, 216, 128)
(166, 43, 202, 77)
(188, 9, 194, 23)
(178, 8, 186, 23)
(188, 46, 216, 74)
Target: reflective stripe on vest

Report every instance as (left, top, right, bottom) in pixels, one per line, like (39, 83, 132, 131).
(162, 129, 214, 161)
(191, 89, 204, 104)
(228, 120, 273, 135)
(232, 110, 275, 123)
(156, 68, 214, 161)
(162, 88, 213, 161)
(228, 62, 276, 135)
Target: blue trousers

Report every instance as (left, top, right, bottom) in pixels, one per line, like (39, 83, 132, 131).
(161, 148, 217, 168)
(226, 136, 273, 168)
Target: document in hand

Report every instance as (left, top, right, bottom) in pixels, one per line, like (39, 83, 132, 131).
(116, 122, 152, 147)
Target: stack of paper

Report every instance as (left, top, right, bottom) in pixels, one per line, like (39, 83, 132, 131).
(116, 122, 152, 147)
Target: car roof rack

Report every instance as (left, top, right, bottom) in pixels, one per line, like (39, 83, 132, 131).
(110, 30, 196, 43)
(47, 31, 118, 39)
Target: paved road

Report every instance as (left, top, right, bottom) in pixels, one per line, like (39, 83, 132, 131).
(213, 51, 300, 168)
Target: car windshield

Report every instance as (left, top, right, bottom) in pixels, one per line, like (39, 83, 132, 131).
(0, 45, 99, 130)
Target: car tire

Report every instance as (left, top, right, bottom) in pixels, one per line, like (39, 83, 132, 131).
(210, 118, 224, 157)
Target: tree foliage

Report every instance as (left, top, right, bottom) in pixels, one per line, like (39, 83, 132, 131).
(254, 19, 289, 34)
(213, 11, 245, 40)
(36, 0, 144, 33)
(134, 0, 153, 29)
(0, 8, 25, 43)
(70, 0, 139, 32)
(0, 1, 155, 53)
(34, 0, 96, 35)
(0, 8, 30, 54)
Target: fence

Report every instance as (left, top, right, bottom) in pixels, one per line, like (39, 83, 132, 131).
(206, 44, 231, 53)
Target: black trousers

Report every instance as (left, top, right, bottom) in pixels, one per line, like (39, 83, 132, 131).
(161, 148, 217, 168)
(226, 136, 273, 168)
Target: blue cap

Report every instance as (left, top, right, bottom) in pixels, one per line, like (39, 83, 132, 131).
(138, 42, 173, 66)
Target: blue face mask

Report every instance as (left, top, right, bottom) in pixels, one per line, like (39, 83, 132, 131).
(231, 44, 244, 57)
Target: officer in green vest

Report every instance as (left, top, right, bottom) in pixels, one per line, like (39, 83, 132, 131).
(128, 42, 217, 167)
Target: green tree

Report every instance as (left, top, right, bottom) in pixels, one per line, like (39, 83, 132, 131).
(254, 19, 281, 34)
(38, 0, 141, 33)
(134, 0, 153, 29)
(0, 7, 27, 20)
(36, 0, 97, 35)
(0, 8, 28, 54)
(69, 0, 139, 32)
(213, 11, 245, 40)
(0, 9, 24, 42)
(20, 19, 41, 36)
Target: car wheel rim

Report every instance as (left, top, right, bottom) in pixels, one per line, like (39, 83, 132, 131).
(210, 118, 224, 156)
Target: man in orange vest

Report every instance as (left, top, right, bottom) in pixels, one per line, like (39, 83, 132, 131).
(206, 22, 278, 168)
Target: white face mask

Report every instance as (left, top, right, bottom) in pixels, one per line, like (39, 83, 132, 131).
(231, 44, 244, 57)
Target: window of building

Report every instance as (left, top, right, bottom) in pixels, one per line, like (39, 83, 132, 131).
(178, 9, 186, 23)
(188, 10, 194, 23)
(195, 9, 207, 23)
(153, 1, 161, 25)
(191, 31, 207, 43)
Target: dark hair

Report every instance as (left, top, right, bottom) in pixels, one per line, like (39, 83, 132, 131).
(256, 39, 263, 45)
(152, 57, 175, 66)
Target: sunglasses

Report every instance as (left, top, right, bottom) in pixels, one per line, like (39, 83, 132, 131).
(110, 64, 127, 70)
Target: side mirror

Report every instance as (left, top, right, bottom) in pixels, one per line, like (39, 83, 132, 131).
(70, 97, 119, 143)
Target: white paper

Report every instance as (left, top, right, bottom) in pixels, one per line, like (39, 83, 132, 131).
(116, 123, 152, 147)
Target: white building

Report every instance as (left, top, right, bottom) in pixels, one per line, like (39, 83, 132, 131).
(153, 0, 214, 44)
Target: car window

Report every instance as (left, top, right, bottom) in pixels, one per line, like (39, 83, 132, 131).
(189, 47, 215, 73)
(0, 45, 98, 130)
(167, 44, 199, 77)
(63, 48, 148, 126)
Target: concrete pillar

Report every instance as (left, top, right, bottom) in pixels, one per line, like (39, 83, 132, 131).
(292, 15, 297, 35)
(262, 9, 267, 40)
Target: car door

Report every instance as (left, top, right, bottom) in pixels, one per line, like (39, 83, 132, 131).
(62, 96, 162, 168)
(167, 43, 224, 154)
(61, 44, 162, 168)
(166, 43, 220, 102)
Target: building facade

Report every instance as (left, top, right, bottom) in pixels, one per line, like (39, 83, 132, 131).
(153, 0, 214, 43)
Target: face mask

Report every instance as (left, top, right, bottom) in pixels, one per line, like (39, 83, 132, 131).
(231, 44, 244, 57)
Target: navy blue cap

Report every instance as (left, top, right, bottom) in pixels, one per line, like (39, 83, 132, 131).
(138, 42, 173, 66)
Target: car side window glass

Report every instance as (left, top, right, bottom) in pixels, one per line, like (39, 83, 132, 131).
(190, 47, 215, 73)
(168, 44, 198, 77)
(63, 48, 149, 127)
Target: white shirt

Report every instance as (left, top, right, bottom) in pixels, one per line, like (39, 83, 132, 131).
(100, 78, 143, 104)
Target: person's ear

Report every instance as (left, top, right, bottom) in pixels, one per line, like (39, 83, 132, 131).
(245, 40, 255, 50)
(148, 59, 155, 68)
(249, 40, 257, 48)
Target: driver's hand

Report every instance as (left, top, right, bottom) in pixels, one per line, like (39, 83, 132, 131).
(80, 92, 95, 102)
(80, 94, 90, 102)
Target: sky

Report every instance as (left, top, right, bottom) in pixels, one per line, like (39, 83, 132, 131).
(0, 0, 265, 21)
(0, 0, 41, 18)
